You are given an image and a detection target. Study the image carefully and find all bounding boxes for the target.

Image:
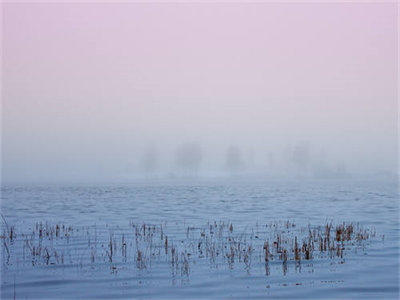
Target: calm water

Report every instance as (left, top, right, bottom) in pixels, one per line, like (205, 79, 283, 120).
(1, 179, 399, 299)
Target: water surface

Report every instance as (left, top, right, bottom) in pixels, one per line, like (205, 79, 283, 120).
(1, 179, 398, 299)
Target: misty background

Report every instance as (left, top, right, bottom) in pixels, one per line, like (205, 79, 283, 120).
(1, 3, 398, 183)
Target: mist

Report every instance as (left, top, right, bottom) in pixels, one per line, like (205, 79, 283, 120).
(2, 3, 397, 183)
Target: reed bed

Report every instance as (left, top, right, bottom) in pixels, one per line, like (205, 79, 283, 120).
(1, 219, 377, 277)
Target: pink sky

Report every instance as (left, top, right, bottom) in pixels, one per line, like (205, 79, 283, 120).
(2, 3, 398, 181)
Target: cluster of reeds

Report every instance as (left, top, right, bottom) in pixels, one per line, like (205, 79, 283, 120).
(1, 218, 377, 277)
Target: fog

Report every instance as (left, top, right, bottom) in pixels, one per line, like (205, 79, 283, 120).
(2, 3, 397, 183)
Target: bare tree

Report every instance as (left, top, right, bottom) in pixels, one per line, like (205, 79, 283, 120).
(141, 144, 158, 177)
(292, 141, 310, 173)
(225, 146, 244, 174)
(175, 142, 202, 177)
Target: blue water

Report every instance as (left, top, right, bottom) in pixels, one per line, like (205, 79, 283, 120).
(1, 179, 399, 299)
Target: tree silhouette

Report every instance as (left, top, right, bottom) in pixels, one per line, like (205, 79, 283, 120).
(175, 142, 202, 176)
(225, 146, 244, 174)
(141, 144, 158, 176)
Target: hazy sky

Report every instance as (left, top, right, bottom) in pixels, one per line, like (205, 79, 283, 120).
(2, 3, 398, 182)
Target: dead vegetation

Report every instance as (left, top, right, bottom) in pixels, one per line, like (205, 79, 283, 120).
(1, 218, 377, 277)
